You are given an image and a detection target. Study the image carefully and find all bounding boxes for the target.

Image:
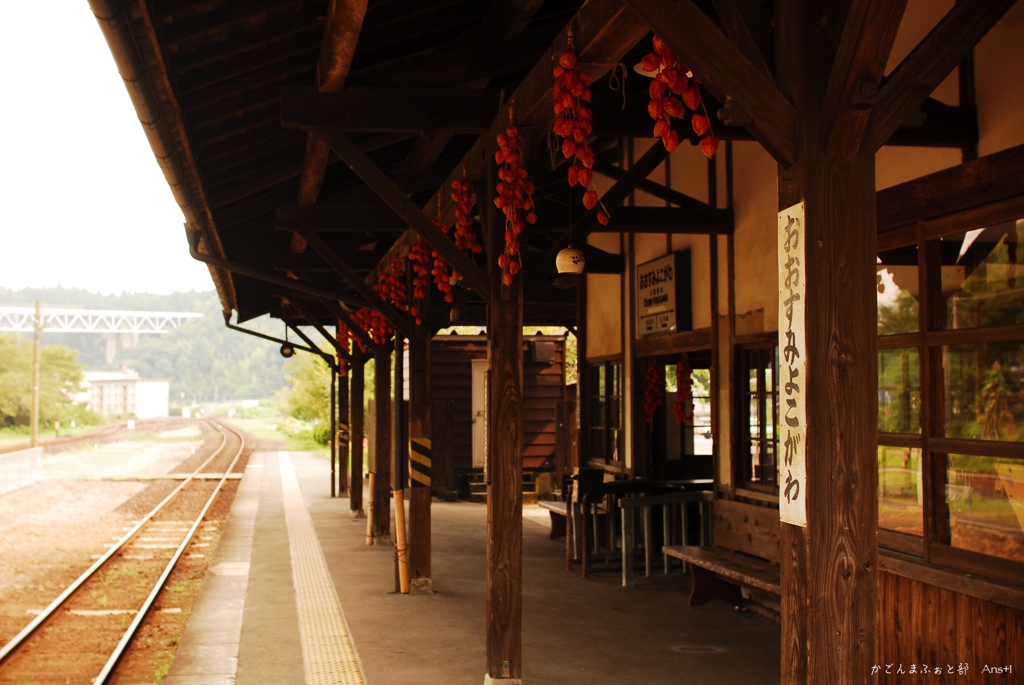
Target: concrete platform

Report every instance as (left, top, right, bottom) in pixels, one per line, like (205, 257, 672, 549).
(167, 450, 781, 685)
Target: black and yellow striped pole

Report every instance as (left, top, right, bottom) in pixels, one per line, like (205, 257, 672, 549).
(409, 438, 432, 489)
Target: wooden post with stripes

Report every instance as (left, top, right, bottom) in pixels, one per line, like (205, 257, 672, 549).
(408, 321, 432, 591)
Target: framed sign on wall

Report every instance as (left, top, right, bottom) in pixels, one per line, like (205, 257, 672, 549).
(635, 251, 692, 339)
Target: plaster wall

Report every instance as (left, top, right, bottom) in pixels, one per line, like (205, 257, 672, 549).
(975, 1, 1024, 156)
(586, 233, 622, 360)
(731, 141, 778, 337)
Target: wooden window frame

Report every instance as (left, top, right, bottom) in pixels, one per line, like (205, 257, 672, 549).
(586, 359, 624, 470)
(733, 337, 779, 495)
(878, 203, 1024, 587)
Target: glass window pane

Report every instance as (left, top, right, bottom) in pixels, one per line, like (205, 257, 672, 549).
(878, 348, 921, 433)
(877, 247, 920, 335)
(948, 455, 1024, 563)
(940, 221, 1024, 330)
(590, 399, 605, 428)
(943, 341, 1024, 442)
(665, 364, 677, 393)
(878, 446, 923, 535)
(749, 397, 760, 439)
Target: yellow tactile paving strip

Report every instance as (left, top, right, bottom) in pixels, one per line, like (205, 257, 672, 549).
(279, 451, 367, 685)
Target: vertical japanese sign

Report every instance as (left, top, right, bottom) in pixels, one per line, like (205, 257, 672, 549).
(778, 202, 807, 527)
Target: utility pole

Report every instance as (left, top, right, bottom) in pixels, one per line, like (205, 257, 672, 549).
(31, 300, 41, 447)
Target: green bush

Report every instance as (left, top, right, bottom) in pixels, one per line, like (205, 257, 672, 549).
(312, 421, 331, 446)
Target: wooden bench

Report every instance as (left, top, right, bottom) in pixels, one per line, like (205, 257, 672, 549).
(662, 499, 782, 608)
(538, 500, 568, 540)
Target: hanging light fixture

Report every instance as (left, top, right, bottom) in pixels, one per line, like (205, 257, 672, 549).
(280, 325, 295, 358)
(555, 246, 585, 273)
(556, 185, 585, 274)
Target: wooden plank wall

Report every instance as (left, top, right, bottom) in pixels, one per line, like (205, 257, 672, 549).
(876, 571, 1023, 683)
(430, 335, 565, 470)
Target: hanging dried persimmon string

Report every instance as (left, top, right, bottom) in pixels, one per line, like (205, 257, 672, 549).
(494, 102, 537, 286)
(430, 195, 459, 303)
(644, 364, 664, 423)
(673, 355, 694, 423)
(409, 241, 431, 325)
(642, 36, 719, 158)
(552, 29, 609, 226)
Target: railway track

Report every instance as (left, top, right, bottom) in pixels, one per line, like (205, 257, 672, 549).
(0, 418, 249, 684)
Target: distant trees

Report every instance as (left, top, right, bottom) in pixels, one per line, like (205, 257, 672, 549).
(1, 287, 289, 403)
(0, 333, 95, 428)
(283, 349, 332, 422)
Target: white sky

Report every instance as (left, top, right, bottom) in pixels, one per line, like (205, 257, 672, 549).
(0, 1, 213, 295)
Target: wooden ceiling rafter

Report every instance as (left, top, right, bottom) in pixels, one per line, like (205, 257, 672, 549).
(293, 226, 413, 338)
(172, 6, 324, 73)
(183, 55, 317, 110)
(869, 0, 1018, 152)
(280, 86, 502, 135)
(525, 140, 670, 296)
(315, 295, 383, 355)
(185, 225, 366, 307)
(622, 0, 797, 166)
(709, 0, 774, 80)
(363, 0, 650, 290)
(177, 40, 321, 95)
(275, 203, 407, 231)
(287, 298, 352, 359)
(289, 0, 370, 254)
(400, 0, 548, 174)
(821, 0, 909, 160)
(160, 0, 306, 48)
(313, 127, 491, 298)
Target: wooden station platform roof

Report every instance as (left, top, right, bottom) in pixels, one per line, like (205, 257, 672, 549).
(91, 0, 975, 333)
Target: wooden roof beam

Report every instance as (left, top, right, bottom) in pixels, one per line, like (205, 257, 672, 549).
(401, 0, 548, 173)
(315, 295, 383, 355)
(481, 0, 548, 41)
(709, 0, 774, 80)
(589, 206, 734, 234)
(525, 140, 670, 295)
(622, 0, 797, 166)
(291, 225, 414, 338)
(869, 0, 1017, 152)
(185, 225, 365, 307)
(280, 86, 502, 134)
(275, 203, 407, 231)
(592, 162, 710, 209)
(365, 0, 650, 289)
(314, 127, 491, 299)
(287, 299, 351, 360)
(821, 0, 908, 160)
(293, 0, 369, 254)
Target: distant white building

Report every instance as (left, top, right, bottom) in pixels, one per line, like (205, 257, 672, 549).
(80, 368, 169, 419)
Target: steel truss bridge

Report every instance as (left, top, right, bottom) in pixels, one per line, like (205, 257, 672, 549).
(0, 307, 202, 334)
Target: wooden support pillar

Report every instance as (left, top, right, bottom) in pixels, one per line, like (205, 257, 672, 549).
(393, 334, 406, 492)
(777, 1, 878, 683)
(408, 319, 432, 590)
(338, 367, 350, 496)
(373, 345, 392, 542)
(484, 161, 524, 683)
(350, 356, 365, 517)
(330, 364, 337, 497)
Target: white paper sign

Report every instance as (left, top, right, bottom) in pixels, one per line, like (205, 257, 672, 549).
(778, 202, 807, 528)
(636, 253, 679, 338)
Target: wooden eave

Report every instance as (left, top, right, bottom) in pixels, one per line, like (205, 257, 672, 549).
(92, 0, 984, 333)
